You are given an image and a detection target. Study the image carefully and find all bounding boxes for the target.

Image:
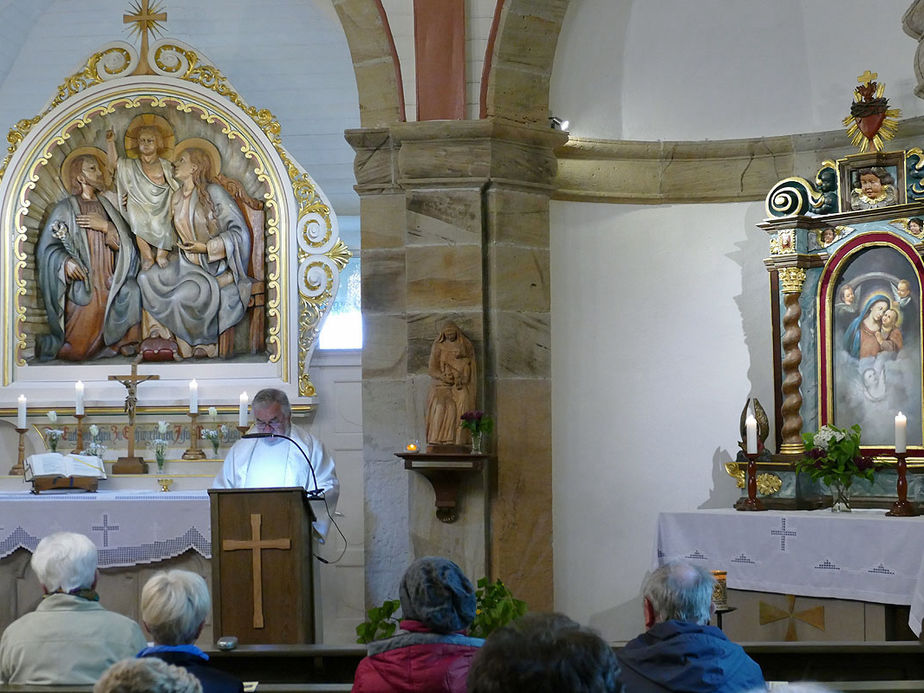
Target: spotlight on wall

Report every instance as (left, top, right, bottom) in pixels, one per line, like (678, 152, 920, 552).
(549, 116, 570, 131)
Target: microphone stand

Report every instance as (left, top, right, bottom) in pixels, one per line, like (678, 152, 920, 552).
(241, 432, 323, 498)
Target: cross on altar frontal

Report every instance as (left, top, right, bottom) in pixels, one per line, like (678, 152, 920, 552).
(222, 513, 291, 629)
(108, 361, 159, 471)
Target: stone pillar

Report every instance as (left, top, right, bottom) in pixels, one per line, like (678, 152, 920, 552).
(347, 119, 564, 610)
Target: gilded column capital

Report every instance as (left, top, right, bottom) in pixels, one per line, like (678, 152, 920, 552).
(778, 267, 807, 294)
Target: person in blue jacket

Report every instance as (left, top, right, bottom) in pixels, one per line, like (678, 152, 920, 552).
(616, 560, 766, 693)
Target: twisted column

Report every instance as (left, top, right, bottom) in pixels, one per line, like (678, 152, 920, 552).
(778, 268, 806, 454)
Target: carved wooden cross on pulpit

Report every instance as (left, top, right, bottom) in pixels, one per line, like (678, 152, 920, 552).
(123, 0, 167, 76)
(222, 513, 291, 628)
(108, 362, 158, 463)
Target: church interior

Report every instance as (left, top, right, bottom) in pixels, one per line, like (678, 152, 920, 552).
(4, 0, 924, 688)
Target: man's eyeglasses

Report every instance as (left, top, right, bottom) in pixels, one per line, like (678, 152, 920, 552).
(254, 417, 284, 429)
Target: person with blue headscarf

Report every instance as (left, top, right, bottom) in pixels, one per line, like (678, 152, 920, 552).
(844, 294, 891, 359)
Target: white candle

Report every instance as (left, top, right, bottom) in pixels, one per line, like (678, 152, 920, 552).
(239, 391, 248, 427)
(896, 411, 907, 453)
(75, 381, 84, 416)
(745, 413, 758, 455)
(189, 379, 198, 414)
(17, 395, 27, 429)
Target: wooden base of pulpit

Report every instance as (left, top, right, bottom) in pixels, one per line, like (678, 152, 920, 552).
(112, 456, 148, 474)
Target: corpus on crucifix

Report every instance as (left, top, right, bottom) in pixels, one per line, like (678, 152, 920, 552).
(108, 360, 159, 473)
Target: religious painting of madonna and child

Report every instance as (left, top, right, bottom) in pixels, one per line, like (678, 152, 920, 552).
(829, 245, 923, 446)
(23, 108, 270, 365)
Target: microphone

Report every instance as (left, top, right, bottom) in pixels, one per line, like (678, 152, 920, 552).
(240, 432, 322, 498)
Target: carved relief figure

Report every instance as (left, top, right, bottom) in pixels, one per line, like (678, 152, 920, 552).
(425, 322, 476, 447)
(106, 115, 178, 271)
(849, 166, 897, 210)
(36, 149, 142, 361)
(137, 141, 253, 359)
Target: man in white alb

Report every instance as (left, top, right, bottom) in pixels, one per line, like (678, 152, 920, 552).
(212, 388, 339, 539)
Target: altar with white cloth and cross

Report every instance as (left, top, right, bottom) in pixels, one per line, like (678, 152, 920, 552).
(656, 509, 924, 642)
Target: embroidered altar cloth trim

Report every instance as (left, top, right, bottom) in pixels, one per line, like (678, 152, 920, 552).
(0, 490, 211, 568)
(655, 509, 924, 636)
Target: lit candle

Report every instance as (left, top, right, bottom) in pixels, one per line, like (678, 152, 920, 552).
(75, 381, 84, 416)
(17, 395, 27, 429)
(745, 413, 757, 455)
(405, 441, 419, 453)
(239, 391, 248, 427)
(189, 379, 198, 414)
(896, 411, 907, 453)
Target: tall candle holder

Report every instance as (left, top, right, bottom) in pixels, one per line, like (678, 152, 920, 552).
(236, 425, 249, 438)
(887, 451, 918, 517)
(71, 413, 85, 454)
(182, 412, 206, 460)
(737, 452, 766, 511)
(9, 427, 27, 475)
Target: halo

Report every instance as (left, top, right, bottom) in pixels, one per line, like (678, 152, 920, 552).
(124, 114, 175, 160)
(172, 137, 222, 178)
(60, 147, 109, 190)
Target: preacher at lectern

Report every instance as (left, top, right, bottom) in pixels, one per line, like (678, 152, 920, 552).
(212, 388, 340, 539)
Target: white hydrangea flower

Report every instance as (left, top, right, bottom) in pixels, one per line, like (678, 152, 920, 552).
(47, 410, 57, 423)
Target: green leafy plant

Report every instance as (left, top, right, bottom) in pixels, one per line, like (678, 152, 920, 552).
(793, 423, 877, 489)
(354, 578, 527, 644)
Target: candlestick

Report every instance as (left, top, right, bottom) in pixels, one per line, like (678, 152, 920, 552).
(9, 427, 27, 476)
(895, 411, 907, 454)
(71, 413, 85, 454)
(17, 395, 27, 429)
(745, 413, 757, 455)
(182, 412, 206, 460)
(75, 381, 84, 416)
(887, 451, 918, 517)
(737, 452, 766, 512)
(239, 391, 248, 427)
(189, 380, 198, 414)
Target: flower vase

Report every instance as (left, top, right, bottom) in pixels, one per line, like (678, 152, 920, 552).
(471, 432, 483, 454)
(48, 437, 58, 453)
(830, 480, 852, 512)
(156, 453, 165, 473)
(211, 440, 220, 456)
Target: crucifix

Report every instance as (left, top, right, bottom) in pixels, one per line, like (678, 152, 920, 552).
(222, 513, 291, 629)
(108, 361, 159, 473)
(124, 0, 167, 76)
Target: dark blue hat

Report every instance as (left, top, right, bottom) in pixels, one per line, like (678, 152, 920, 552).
(399, 556, 476, 633)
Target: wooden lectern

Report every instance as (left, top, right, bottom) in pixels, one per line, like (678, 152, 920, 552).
(208, 488, 316, 644)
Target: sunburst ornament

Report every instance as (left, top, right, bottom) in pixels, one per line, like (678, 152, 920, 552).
(843, 70, 900, 152)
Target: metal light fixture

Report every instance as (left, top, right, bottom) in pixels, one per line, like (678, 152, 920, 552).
(549, 116, 570, 131)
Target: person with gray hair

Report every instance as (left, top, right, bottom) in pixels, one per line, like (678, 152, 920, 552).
(95, 657, 202, 693)
(616, 560, 765, 692)
(138, 570, 243, 693)
(212, 387, 339, 539)
(0, 532, 147, 685)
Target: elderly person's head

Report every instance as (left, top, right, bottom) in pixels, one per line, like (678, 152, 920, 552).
(31, 532, 98, 594)
(642, 560, 714, 628)
(467, 612, 623, 693)
(399, 556, 476, 633)
(251, 388, 292, 438)
(94, 657, 202, 693)
(141, 569, 210, 646)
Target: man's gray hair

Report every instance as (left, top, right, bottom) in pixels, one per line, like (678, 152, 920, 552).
(643, 560, 714, 626)
(252, 388, 291, 419)
(141, 569, 210, 646)
(94, 657, 202, 693)
(31, 532, 97, 593)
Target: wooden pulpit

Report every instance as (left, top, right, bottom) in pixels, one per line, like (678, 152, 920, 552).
(209, 488, 316, 644)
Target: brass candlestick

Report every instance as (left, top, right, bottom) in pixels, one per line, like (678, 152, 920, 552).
(182, 412, 206, 460)
(236, 425, 249, 437)
(737, 452, 766, 511)
(9, 427, 27, 475)
(72, 413, 85, 453)
(887, 451, 918, 517)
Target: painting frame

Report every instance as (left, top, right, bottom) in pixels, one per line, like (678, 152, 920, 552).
(836, 150, 907, 213)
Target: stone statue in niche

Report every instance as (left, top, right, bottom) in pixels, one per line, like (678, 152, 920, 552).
(425, 322, 476, 450)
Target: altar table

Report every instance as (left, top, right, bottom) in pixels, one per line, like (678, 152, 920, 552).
(0, 489, 211, 567)
(655, 509, 924, 636)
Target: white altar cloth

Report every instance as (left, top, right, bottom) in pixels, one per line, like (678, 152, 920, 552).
(0, 490, 210, 568)
(655, 509, 924, 636)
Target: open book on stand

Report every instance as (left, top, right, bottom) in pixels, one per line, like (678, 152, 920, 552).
(25, 453, 107, 493)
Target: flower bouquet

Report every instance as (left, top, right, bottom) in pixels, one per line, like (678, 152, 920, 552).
(460, 410, 493, 454)
(794, 423, 876, 512)
(44, 411, 64, 452)
(148, 420, 169, 472)
(201, 407, 228, 456)
(81, 424, 105, 458)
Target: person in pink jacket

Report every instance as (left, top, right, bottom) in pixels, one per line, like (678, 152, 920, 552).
(351, 556, 484, 693)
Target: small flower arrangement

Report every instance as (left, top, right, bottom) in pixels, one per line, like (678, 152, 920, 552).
(460, 410, 493, 436)
(149, 420, 169, 471)
(44, 410, 64, 452)
(82, 424, 105, 458)
(794, 423, 877, 510)
(201, 408, 228, 455)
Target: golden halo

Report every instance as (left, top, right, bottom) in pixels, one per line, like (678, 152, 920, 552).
(172, 137, 222, 178)
(124, 114, 175, 160)
(60, 147, 110, 190)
